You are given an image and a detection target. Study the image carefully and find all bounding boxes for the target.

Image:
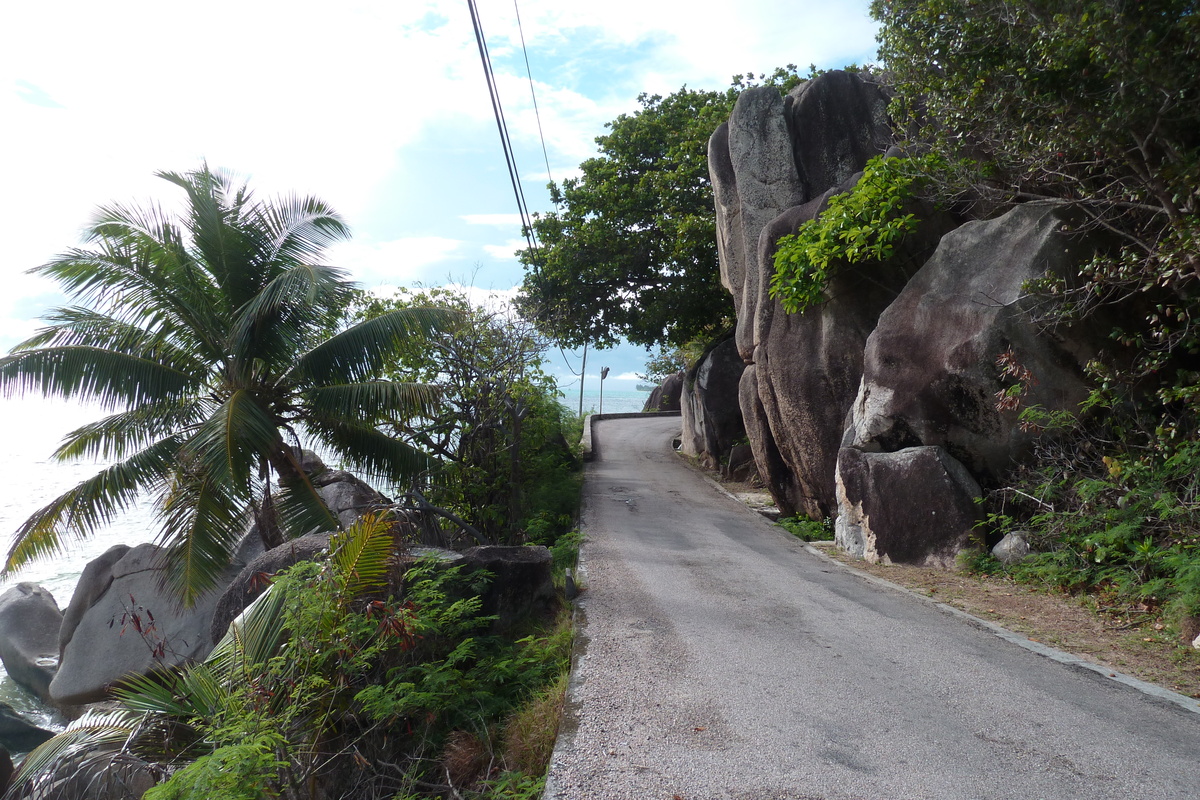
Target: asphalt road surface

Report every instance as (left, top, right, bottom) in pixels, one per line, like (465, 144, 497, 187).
(543, 415, 1200, 800)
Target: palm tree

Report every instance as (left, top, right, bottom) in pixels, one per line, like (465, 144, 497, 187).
(0, 165, 450, 604)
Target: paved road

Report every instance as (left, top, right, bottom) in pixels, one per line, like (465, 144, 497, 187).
(544, 416, 1200, 800)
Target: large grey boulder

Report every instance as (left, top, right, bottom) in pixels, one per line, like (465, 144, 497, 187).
(311, 468, 391, 530)
(461, 546, 555, 629)
(0, 703, 54, 753)
(844, 203, 1096, 481)
(680, 337, 746, 470)
(835, 203, 1100, 565)
(0, 583, 62, 702)
(210, 533, 332, 643)
(835, 446, 981, 567)
(642, 371, 684, 413)
(710, 87, 807, 363)
(711, 70, 949, 518)
(211, 463, 398, 641)
(784, 70, 894, 204)
(51, 534, 262, 707)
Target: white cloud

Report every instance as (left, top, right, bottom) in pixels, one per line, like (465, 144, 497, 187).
(482, 239, 527, 261)
(327, 237, 463, 288)
(461, 214, 525, 226)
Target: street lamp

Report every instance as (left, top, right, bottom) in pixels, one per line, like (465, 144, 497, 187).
(599, 366, 610, 416)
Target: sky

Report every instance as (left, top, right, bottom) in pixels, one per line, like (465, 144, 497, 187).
(1, 0, 881, 401)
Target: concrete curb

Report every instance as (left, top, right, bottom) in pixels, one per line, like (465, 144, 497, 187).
(696, 464, 1200, 717)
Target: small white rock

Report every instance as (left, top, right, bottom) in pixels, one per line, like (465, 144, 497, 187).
(1192, 631, 1200, 650)
(992, 531, 1032, 565)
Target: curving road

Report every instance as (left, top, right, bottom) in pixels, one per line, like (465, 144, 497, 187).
(544, 415, 1200, 800)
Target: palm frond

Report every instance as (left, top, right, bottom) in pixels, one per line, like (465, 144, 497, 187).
(155, 466, 252, 607)
(5, 708, 150, 793)
(0, 346, 198, 410)
(116, 663, 225, 723)
(293, 306, 459, 385)
(305, 416, 435, 485)
(53, 398, 204, 462)
(37, 218, 228, 362)
(14, 307, 204, 376)
(183, 390, 281, 489)
(304, 381, 441, 422)
(156, 166, 259, 306)
(253, 192, 351, 265)
(225, 262, 354, 367)
(270, 446, 341, 538)
(206, 578, 293, 680)
(330, 512, 396, 601)
(5, 436, 181, 573)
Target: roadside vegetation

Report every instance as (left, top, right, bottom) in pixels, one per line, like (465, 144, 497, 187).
(6, 516, 579, 799)
(0, 168, 583, 798)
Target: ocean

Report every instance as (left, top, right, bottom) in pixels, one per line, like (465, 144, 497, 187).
(0, 386, 654, 726)
(560, 386, 651, 417)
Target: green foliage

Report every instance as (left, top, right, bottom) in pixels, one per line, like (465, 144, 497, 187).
(11, 514, 574, 798)
(142, 737, 286, 800)
(873, 0, 1200, 375)
(638, 346, 690, 385)
(777, 516, 834, 542)
(0, 166, 451, 603)
(350, 287, 581, 547)
(518, 67, 804, 349)
(770, 154, 932, 313)
(980, 400, 1200, 626)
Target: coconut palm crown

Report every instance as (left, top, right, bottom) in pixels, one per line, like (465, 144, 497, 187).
(0, 165, 450, 604)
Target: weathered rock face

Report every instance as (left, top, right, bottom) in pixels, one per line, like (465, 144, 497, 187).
(51, 534, 262, 707)
(680, 337, 746, 470)
(834, 203, 1099, 564)
(0, 702, 55, 754)
(311, 468, 391, 530)
(723, 443, 758, 483)
(461, 545, 555, 629)
(710, 70, 935, 518)
(0, 583, 62, 703)
(210, 533, 332, 644)
(710, 87, 807, 364)
(844, 203, 1095, 480)
(835, 446, 981, 567)
(642, 371, 684, 412)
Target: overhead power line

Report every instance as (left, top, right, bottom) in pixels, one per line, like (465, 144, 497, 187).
(466, 0, 540, 262)
(512, 0, 555, 199)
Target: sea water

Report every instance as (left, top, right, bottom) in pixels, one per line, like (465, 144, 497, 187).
(561, 387, 650, 417)
(0, 397, 160, 729)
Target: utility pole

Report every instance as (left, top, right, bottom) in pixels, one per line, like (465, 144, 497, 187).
(577, 342, 588, 417)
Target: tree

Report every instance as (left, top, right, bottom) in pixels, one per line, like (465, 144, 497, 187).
(352, 287, 578, 545)
(0, 166, 450, 603)
(517, 68, 804, 349)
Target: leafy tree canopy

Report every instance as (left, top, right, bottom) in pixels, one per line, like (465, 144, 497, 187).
(517, 66, 805, 349)
(351, 287, 578, 546)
